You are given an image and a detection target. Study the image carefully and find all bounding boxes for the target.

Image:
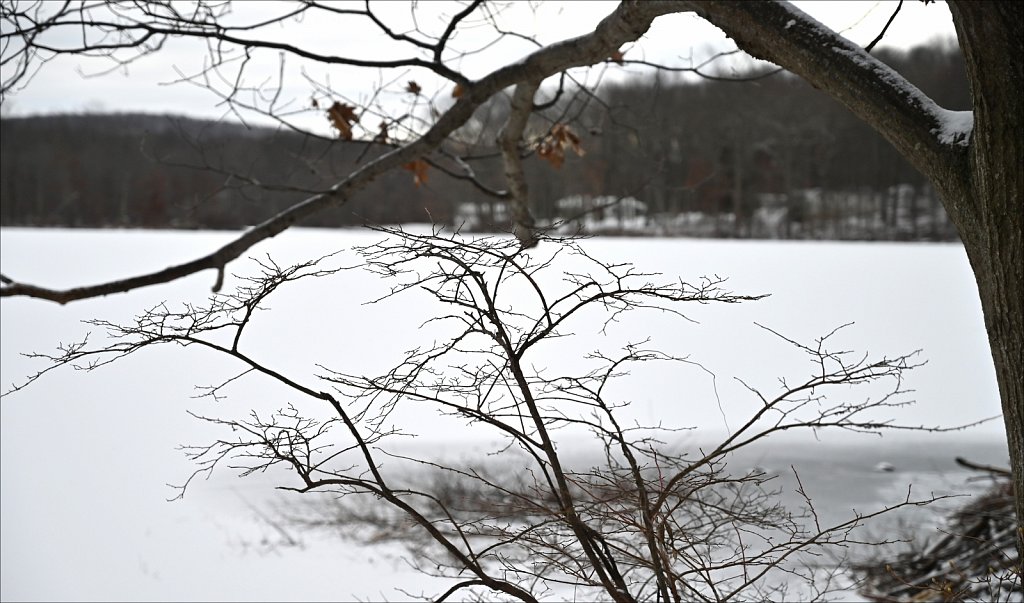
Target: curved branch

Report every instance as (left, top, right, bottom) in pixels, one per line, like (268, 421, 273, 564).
(682, 1, 971, 191)
(499, 79, 541, 248)
(434, 0, 487, 62)
(864, 0, 903, 53)
(1, 1, 680, 304)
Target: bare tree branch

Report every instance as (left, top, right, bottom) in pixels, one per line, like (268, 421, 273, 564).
(7, 227, 972, 600)
(499, 79, 541, 248)
(680, 1, 970, 189)
(0, 0, 681, 303)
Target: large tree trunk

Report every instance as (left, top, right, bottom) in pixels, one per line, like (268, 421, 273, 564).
(946, 0, 1024, 551)
(686, 0, 1023, 547)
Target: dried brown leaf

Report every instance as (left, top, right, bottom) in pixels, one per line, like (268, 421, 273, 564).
(535, 123, 585, 169)
(327, 102, 359, 140)
(403, 159, 430, 186)
(374, 120, 389, 144)
(537, 142, 564, 169)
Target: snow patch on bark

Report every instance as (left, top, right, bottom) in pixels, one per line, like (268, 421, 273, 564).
(776, 2, 974, 147)
(931, 108, 973, 146)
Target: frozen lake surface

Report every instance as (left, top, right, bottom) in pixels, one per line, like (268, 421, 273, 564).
(0, 227, 1009, 601)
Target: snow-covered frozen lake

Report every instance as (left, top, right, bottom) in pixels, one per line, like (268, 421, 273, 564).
(0, 227, 1009, 601)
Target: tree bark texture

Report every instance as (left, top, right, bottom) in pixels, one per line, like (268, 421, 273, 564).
(686, 0, 1023, 546)
(947, 0, 1024, 552)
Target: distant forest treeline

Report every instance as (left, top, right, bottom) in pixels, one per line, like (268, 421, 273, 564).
(0, 42, 968, 240)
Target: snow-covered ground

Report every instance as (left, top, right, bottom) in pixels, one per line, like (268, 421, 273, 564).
(0, 227, 1008, 601)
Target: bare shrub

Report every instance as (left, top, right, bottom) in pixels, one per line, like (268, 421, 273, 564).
(7, 227, 963, 601)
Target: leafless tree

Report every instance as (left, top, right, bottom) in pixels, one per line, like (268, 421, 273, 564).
(7, 226, 973, 601)
(0, 0, 1020, 554)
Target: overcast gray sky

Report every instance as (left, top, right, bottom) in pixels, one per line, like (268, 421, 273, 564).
(1, 1, 958, 132)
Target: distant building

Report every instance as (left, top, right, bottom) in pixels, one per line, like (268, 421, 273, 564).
(552, 195, 648, 234)
(453, 201, 510, 232)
